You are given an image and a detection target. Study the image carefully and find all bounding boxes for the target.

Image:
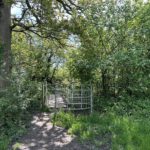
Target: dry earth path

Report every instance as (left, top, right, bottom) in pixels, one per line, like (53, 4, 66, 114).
(11, 113, 88, 150)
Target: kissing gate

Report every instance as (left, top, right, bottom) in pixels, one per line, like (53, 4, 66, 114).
(42, 82, 93, 113)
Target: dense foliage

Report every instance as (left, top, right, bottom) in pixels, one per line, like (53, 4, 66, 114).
(68, 1, 150, 98)
(54, 101, 150, 150)
(0, 0, 150, 149)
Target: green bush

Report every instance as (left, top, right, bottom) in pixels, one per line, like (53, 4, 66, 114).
(0, 88, 23, 133)
(0, 80, 40, 149)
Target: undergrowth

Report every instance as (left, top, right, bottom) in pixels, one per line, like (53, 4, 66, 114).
(53, 98, 150, 150)
(0, 81, 40, 150)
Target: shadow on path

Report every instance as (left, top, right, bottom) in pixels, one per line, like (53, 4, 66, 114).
(11, 113, 87, 150)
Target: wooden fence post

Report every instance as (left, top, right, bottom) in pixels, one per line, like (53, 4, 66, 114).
(45, 80, 47, 106)
(53, 84, 57, 127)
(81, 84, 83, 109)
(90, 83, 93, 113)
(42, 82, 45, 108)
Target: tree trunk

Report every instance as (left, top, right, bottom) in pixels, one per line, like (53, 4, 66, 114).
(0, 1, 11, 88)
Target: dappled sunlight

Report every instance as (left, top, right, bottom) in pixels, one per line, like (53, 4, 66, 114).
(11, 113, 86, 150)
(1, 0, 149, 149)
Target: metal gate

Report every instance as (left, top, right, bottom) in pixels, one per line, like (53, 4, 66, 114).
(42, 82, 93, 113)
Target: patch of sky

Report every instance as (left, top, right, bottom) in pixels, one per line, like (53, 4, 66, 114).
(11, 3, 22, 17)
(68, 34, 81, 48)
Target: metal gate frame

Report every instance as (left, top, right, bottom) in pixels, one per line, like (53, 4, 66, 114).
(42, 81, 93, 113)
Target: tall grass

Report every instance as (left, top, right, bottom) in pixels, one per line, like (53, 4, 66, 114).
(0, 136, 9, 150)
(53, 111, 150, 149)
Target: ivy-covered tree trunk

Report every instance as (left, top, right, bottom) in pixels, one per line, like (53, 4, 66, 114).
(0, 1, 11, 88)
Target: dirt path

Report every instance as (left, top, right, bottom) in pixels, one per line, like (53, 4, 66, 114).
(11, 113, 88, 150)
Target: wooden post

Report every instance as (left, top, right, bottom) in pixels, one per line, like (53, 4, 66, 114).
(45, 80, 47, 106)
(90, 83, 93, 113)
(55, 85, 57, 109)
(81, 84, 83, 109)
(42, 82, 45, 108)
(53, 84, 57, 128)
(72, 84, 73, 103)
(66, 87, 69, 109)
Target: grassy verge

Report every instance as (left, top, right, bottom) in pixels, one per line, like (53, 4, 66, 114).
(0, 136, 10, 150)
(53, 101, 150, 149)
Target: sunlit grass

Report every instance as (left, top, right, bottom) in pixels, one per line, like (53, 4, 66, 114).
(12, 142, 23, 150)
(53, 111, 150, 149)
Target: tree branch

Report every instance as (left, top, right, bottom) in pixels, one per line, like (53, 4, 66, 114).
(56, 0, 72, 15)
(25, 0, 42, 24)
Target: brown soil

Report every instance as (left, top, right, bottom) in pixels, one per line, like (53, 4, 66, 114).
(11, 113, 111, 150)
(11, 113, 87, 150)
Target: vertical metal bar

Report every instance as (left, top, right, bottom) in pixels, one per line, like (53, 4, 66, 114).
(72, 84, 74, 109)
